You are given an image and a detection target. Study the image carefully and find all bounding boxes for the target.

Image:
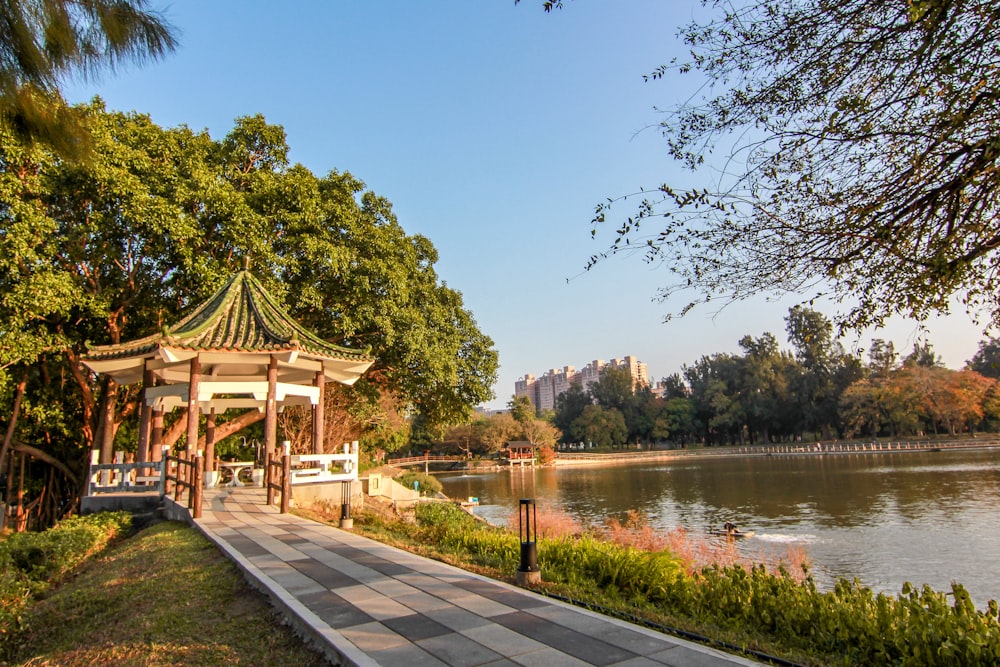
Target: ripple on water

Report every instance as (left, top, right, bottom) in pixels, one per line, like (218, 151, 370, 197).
(755, 532, 819, 544)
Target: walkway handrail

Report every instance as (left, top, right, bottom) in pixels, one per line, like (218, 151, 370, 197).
(165, 451, 204, 519)
(86, 450, 164, 494)
(265, 446, 292, 513)
(387, 454, 465, 466)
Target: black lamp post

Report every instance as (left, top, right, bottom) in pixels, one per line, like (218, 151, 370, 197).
(516, 498, 541, 586)
(339, 480, 353, 529)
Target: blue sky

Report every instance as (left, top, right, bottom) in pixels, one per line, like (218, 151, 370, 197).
(63, 2, 989, 408)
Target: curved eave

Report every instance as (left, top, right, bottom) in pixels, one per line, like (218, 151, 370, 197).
(83, 344, 374, 387)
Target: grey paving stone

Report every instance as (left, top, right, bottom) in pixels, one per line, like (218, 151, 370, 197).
(650, 645, 759, 667)
(417, 631, 505, 667)
(505, 647, 594, 667)
(366, 643, 450, 667)
(424, 607, 493, 633)
(382, 613, 453, 641)
(460, 622, 548, 656)
(288, 557, 359, 589)
(491, 611, 638, 667)
(338, 620, 409, 652)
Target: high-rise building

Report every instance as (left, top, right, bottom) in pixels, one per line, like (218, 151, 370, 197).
(515, 355, 650, 412)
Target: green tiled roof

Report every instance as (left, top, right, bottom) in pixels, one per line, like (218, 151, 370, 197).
(84, 271, 372, 363)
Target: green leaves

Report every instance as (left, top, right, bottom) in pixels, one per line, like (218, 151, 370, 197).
(0, 103, 497, 521)
(589, 0, 1000, 332)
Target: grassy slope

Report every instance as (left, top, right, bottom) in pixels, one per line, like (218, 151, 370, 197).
(10, 521, 329, 667)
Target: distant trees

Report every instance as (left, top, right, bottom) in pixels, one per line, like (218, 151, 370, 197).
(538, 307, 1000, 448)
(439, 408, 562, 458)
(967, 338, 1000, 379)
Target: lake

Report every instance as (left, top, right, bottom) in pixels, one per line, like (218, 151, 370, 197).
(438, 447, 1000, 607)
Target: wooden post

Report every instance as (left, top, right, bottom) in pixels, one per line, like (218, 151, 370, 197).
(160, 445, 170, 495)
(280, 442, 291, 514)
(186, 356, 201, 456)
(137, 366, 154, 463)
(312, 368, 325, 455)
(205, 408, 216, 476)
(264, 355, 278, 461)
(174, 451, 184, 502)
(150, 408, 164, 461)
(191, 451, 203, 519)
(265, 447, 274, 506)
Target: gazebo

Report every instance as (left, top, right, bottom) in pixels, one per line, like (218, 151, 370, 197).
(82, 270, 374, 472)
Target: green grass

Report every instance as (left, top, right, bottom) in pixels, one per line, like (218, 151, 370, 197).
(7, 521, 328, 667)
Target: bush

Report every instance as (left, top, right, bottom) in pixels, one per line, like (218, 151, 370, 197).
(396, 472, 442, 497)
(0, 511, 131, 656)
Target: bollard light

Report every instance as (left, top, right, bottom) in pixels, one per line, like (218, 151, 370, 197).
(516, 498, 541, 586)
(339, 480, 353, 529)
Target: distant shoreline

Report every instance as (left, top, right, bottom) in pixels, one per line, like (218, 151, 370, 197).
(552, 436, 1000, 468)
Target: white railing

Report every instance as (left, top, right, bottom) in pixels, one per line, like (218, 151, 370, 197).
(289, 441, 359, 484)
(86, 450, 165, 495)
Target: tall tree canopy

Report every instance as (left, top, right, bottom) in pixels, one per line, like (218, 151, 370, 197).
(0, 102, 497, 524)
(573, 0, 1000, 330)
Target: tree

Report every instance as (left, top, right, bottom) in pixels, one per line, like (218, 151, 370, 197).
(588, 367, 634, 412)
(868, 340, 899, 379)
(658, 373, 688, 400)
(508, 394, 536, 423)
(967, 338, 1000, 379)
(0, 104, 498, 526)
(581, 0, 1000, 331)
(553, 382, 589, 440)
(659, 397, 695, 445)
(570, 405, 626, 449)
(785, 307, 858, 438)
(738, 333, 796, 443)
(480, 412, 520, 455)
(903, 341, 943, 368)
(0, 0, 177, 157)
(521, 419, 560, 449)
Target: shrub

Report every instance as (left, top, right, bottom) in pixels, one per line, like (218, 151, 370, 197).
(396, 472, 443, 497)
(0, 511, 131, 656)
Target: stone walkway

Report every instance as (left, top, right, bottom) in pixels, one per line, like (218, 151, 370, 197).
(186, 487, 765, 667)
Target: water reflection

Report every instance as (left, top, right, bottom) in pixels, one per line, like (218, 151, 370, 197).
(439, 448, 1000, 606)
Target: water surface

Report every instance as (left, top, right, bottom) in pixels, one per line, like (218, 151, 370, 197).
(439, 448, 1000, 606)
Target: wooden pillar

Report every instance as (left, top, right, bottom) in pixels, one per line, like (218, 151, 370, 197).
(97, 377, 117, 465)
(150, 408, 164, 461)
(264, 355, 278, 459)
(186, 356, 201, 455)
(205, 408, 216, 473)
(137, 366, 154, 463)
(312, 368, 325, 454)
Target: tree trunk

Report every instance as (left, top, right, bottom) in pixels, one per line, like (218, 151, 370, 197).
(198, 410, 266, 447)
(96, 377, 118, 464)
(0, 369, 28, 488)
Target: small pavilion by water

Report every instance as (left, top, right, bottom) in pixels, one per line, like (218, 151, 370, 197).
(82, 270, 374, 471)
